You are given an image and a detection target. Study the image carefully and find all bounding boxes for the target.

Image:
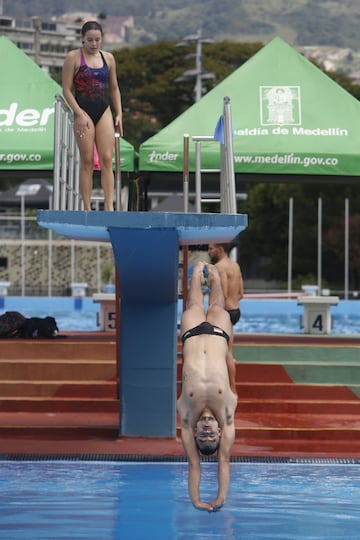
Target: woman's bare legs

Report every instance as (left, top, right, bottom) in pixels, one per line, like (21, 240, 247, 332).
(95, 108, 115, 211)
(75, 117, 96, 211)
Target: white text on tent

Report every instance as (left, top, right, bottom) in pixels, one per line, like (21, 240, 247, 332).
(292, 127, 348, 136)
(149, 150, 179, 162)
(0, 103, 54, 127)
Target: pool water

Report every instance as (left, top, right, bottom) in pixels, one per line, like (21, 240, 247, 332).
(233, 312, 360, 335)
(1, 297, 359, 334)
(21, 311, 360, 335)
(0, 460, 359, 540)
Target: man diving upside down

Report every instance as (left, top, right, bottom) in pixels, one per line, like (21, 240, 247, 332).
(177, 262, 238, 511)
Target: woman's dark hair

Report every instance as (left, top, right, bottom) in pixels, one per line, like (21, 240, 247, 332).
(81, 21, 103, 37)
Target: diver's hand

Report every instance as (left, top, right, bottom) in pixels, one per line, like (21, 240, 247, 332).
(193, 500, 216, 512)
(209, 497, 225, 511)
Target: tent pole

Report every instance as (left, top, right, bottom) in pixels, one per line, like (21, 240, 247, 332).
(182, 246, 188, 312)
(95, 199, 101, 292)
(71, 240, 75, 286)
(317, 197, 322, 294)
(115, 132, 122, 211)
(344, 198, 349, 300)
(195, 141, 201, 213)
(20, 194, 25, 296)
(53, 98, 62, 210)
(287, 197, 293, 296)
(48, 228, 52, 297)
(183, 134, 189, 212)
(47, 195, 52, 297)
(222, 96, 236, 213)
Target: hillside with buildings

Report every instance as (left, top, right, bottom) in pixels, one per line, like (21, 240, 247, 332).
(2, 0, 360, 50)
(1, 1, 360, 83)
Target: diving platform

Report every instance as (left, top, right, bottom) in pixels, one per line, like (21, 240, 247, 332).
(37, 210, 248, 437)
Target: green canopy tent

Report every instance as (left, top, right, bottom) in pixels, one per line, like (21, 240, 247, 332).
(139, 37, 360, 192)
(0, 36, 135, 176)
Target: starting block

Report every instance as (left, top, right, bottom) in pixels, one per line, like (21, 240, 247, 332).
(92, 293, 116, 332)
(297, 295, 339, 334)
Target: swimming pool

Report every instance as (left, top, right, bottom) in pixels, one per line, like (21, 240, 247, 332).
(0, 458, 359, 540)
(1, 297, 359, 334)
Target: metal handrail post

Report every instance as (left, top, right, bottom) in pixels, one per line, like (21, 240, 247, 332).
(67, 119, 77, 210)
(66, 118, 74, 210)
(183, 134, 189, 212)
(60, 111, 69, 210)
(74, 144, 81, 210)
(222, 96, 236, 213)
(220, 144, 226, 213)
(114, 132, 122, 211)
(344, 198, 349, 300)
(53, 99, 62, 210)
(195, 140, 202, 213)
(54, 94, 81, 211)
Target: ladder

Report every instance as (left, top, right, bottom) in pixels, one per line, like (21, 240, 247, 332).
(181, 96, 238, 307)
(183, 96, 237, 214)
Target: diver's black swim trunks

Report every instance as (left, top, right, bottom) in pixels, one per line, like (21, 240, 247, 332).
(181, 321, 230, 344)
(227, 308, 241, 325)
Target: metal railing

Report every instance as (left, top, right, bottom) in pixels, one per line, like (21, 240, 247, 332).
(53, 94, 123, 211)
(183, 96, 237, 214)
(53, 94, 81, 210)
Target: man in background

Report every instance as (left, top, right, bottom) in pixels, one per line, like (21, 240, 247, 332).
(207, 243, 244, 326)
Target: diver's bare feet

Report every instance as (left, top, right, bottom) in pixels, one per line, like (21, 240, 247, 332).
(204, 263, 220, 285)
(192, 261, 205, 286)
(193, 261, 206, 275)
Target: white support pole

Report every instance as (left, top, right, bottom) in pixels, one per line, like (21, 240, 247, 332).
(344, 198, 349, 300)
(222, 96, 236, 214)
(20, 194, 25, 296)
(47, 228, 52, 296)
(115, 132, 122, 211)
(183, 134, 189, 213)
(317, 197, 322, 294)
(47, 195, 52, 296)
(95, 199, 101, 292)
(288, 197, 293, 295)
(195, 140, 202, 213)
(71, 239, 75, 285)
(53, 98, 62, 210)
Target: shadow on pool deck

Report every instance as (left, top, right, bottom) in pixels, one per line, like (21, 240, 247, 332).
(0, 332, 360, 459)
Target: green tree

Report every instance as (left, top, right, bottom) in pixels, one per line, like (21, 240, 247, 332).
(113, 41, 262, 147)
(240, 181, 360, 289)
(240, 183, 301, 282)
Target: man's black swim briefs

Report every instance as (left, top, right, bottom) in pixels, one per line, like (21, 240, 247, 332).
(227, 308, 241, 325)
(181, 321, 230, 344)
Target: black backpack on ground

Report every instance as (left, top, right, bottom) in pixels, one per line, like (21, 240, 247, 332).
(0, 311, 27, 337)
(0, 311, 59, 338)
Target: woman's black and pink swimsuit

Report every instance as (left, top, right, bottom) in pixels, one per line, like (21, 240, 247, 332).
(73, 49, 109, 125)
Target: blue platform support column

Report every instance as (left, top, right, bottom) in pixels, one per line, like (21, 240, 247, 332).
(109, 227, 179, 437)
(37, 211, 249, 438)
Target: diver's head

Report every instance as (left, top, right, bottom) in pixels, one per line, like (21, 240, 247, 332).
(194, 408, 221, 455)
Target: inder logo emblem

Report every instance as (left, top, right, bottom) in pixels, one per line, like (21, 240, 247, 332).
(260, 86, 301, 126)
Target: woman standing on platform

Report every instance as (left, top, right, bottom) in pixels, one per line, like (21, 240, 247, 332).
(62, 20, 123, 211)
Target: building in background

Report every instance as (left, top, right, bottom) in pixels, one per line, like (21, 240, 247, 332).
(0, 8, 134, 74)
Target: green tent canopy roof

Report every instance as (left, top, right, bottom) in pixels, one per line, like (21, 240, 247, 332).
(139, 37, 360, 178)
(0, 36, 135, 173)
